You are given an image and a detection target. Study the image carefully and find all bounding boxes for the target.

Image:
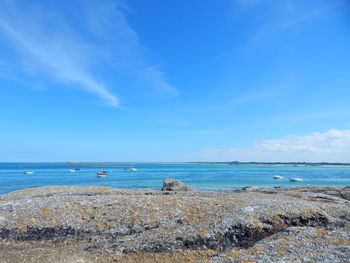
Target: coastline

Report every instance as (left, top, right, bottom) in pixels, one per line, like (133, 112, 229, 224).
(66, 161, 350, 167)
(0, 181, 349, 262)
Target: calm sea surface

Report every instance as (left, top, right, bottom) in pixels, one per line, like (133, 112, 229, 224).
(0, 163, 349, 195)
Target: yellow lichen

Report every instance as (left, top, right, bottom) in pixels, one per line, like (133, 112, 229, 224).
(337, 241, 350, 245)
(98, 223, 107, 230)
(223, 253, 236, 258)
(244, 249, 255, 255)
(19, 225, 27, 232)
(302, 209, 314, 216)
(274, 214, 281, 220)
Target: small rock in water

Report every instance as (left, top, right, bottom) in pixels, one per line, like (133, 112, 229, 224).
(161, 178, 194, 191)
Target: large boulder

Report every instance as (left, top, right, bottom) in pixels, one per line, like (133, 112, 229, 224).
(0, 184, 349, 262)
(161, 178, 194, 191)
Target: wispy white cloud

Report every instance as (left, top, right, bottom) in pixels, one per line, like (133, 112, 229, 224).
(242, 0, 346, 53)
(282, 0, 346, 28)
(198, 77, 294, 113)
(0, 1, 119, 107)
(189, 129, 350, 162)
(233, 86, 284, 104)
(0, 0, 177, 107)
(256, 129, 350, 153)
(144, 67, 179, 97)
(84, 1, 179, 98)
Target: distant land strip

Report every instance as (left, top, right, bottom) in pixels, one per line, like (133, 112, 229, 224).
(67, 162, 350, 167)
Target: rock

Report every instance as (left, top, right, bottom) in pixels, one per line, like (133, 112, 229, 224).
(0, 184, 349, 262)
(196, 226, 350, 263)
(161, 178, 194, 191)
(237, 185, 350, 201)
(235, 186, 279, 195)
(240, 186, 265, 192)
(340, 191, 350, 201)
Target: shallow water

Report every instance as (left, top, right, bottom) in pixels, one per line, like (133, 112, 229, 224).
(0, 163, 349, 195)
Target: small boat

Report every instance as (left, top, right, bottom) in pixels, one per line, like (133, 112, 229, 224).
(273, 175, 283, 179)
(289, 177, 303, 182)
(124, 168, 138, 171)
(24, 171, 34, 175)
(68, 169, 77, 173)
(97, 171, 108, 177)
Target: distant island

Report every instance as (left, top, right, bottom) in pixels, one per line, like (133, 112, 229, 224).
(194, 161, 350, 167)
(67, 161, 350, 167)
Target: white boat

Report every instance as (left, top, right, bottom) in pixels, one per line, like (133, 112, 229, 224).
(289, 177, 303, 182)
(273, 175, 283, 179)
(68, 169, 76, 173)
(124, 164, 138, 171)
(24, 171, 34, 175)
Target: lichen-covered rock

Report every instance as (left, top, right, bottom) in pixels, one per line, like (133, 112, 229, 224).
(195, 226, 350, 263)
(0, 184, 349, 262)
(161, 178, 194, 191)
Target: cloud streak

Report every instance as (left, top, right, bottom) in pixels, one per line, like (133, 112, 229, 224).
(191, 129, 350, 162)
(0, 0, 177, 107)
(282, 0, 346, 28)
(144, 67, 179, 97)
(243, 0, 346, 53)
(282, 0, 345, 28)
(0, 1, 119, 107)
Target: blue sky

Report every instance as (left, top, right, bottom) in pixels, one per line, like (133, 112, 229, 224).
(1, 0, 350, 162)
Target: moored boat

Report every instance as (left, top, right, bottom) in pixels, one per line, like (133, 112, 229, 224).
(97, 171, 108, 177)
(68, 169, 76, 173)
(24, 171, 34, 175)
(273, 175, 283, 179)
(289, 177, 303, 182)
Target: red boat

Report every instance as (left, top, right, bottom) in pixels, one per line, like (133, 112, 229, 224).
(97, 171, 108, 177)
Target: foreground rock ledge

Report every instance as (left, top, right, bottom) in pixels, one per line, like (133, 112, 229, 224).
(0, 183, 349, 263)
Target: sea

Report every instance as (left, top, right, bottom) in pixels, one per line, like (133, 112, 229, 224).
(0, 163, 349, 195)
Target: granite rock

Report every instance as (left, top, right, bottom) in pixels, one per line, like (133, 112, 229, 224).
(161, 178, 194, 191)
(0, 182, 349, 262)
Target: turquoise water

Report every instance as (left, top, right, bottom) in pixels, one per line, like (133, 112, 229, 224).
(0, 163, 349, 195)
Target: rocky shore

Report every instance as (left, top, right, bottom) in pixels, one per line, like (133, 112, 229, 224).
(0, 179, 349, 262)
